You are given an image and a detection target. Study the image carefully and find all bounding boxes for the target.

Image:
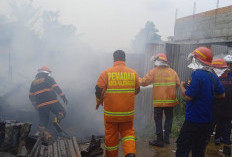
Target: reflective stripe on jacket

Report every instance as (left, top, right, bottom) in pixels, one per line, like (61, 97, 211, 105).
(96, 61, 140, 122)
(29, 74, 64, 109)
(140, 66, 180, 107)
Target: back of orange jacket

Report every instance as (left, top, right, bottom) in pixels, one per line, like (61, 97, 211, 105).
(96, 61, 140, 122)
(140, 66, 180, 107)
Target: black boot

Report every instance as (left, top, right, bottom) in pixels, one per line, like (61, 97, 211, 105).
(223, 144, 231, 157)
(125, 153, 135, 157)
(214, 137, 223, 145)
(149, 135, 164, 147)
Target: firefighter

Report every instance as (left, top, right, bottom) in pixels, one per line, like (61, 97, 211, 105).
(176, 47, 225, 157)
(209, 58, 232, 156)
(224, 55, 232, 77)
(139, 53, 180, 147)
(29, 66, 68, 136)
(95, 50, 140, 157)
(208, 58, 228, 145)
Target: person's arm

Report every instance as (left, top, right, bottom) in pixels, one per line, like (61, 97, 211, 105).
(48, 77, 68, 105)
(29, 82, 37, 109)
(176, 73, 180, 88)
(180, 81, 192, 101)
(215, 93, 225, 98)
(135, 72, 140, 95)
(140, 70, 154, 87)
(213, 75, 226, 98)
(95, 71, 107, 110)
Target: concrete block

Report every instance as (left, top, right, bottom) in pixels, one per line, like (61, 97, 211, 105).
(215, 13, 227, 19)
(220, 28, 228, 36)
(184, 33, 191, 40)
(228, 12, 232, 18)
(214, 29, 222, 37)
(229, 28, 232, 36)
(203, 30, 211, 38)
(209, 22, 216, 29)
(225, 13, 232, 22)
(215, 23, 228, 30)
(215, 16, 228, 25)
(228, 36, 232, 40)
(228, 22, 232, 28)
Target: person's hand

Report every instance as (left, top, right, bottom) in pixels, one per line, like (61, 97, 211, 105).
(96, 103, 103, 110)
(61, 95, 68, 105)
(180, 81, 185, 87)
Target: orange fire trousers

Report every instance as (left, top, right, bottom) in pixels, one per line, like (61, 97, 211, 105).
(104, 120, 136, 157)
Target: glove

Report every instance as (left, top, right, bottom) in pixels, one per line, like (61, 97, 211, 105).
(61, 95, 68, 105)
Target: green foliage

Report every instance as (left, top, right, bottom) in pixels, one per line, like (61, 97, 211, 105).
(132, 21, 162, 53)
(171, 95, 185, 137)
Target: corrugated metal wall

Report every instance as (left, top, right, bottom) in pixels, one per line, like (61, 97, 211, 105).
(134, 43, 165, 131)
(166, 43, 230, 82)
(134, 43, 230, 132)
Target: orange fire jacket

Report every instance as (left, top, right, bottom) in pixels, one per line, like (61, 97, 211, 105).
(96, 61, 140, 122)
(140, 66, 180, 107)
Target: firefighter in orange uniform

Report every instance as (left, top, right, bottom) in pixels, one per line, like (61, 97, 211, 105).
(95, 50, 140, 157)
(140, 53, 180, 147)
(29, 66, 68, 135)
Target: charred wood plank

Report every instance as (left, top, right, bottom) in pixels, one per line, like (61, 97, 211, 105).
(57, 140, 62, 157)
(67, 139, 76, 157)
(47, 144, 53, 157)
(29, 137, 41, 157)
(39, 145, 45, 157)
(44, 146, 48, 157)
(33, 141, 41, 157)
(59, 139, 67, 157)
(72, 137, 81, 157)
(64, 139, 71, 157)
(53, 141, 59, 157)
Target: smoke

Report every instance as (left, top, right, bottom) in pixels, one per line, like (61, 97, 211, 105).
(0, 0, 115, 139)
(0, 0, 160, 140)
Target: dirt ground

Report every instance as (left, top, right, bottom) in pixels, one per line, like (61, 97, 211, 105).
(79, 137, 226, 157)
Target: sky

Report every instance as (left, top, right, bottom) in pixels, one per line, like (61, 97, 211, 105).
(1, 0, 232, 52)
(0, 0, 231, 137)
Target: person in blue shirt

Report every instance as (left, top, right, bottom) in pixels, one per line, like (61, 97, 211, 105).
(176, 47, 225, 157)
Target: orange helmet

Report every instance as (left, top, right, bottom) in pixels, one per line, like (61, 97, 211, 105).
(38, 66, 51, 73)
(154, 53, 167, 62)
(192, 47, 213, 66)
(211, 59, 228, 68)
